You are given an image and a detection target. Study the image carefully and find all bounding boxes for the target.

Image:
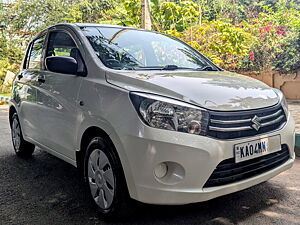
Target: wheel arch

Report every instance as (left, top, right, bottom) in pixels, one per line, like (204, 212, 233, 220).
(77, 126, 107, 168)
(9, 105, 17, 128)
(76, 126, 136, 198)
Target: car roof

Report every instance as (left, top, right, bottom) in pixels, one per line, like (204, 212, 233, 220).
(75, 23, 133, 28)
(33, 23, 147, 41)
(56, 23, 139, 30)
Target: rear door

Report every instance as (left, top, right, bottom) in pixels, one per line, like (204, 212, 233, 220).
(13, 34, 46, 141)
(35, 28, 86, 161)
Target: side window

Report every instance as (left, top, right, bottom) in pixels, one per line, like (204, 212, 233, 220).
(46, 31, 76, 57)
(46, 31, 86, 75)
(28, 35, 46, 69)
(23, 42, 32, 69)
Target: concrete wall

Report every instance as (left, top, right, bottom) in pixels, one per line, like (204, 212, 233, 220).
(243, 71, 300, 100)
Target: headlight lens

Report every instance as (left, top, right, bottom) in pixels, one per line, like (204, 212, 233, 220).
(130, 92, 209, 135)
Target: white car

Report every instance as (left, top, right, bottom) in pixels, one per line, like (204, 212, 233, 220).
(9, 23, 295, 218)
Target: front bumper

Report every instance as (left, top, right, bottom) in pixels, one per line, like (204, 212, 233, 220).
(117, 113, 295, 205)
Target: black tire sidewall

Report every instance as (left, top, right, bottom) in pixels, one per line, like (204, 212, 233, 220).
(11, 113, 21, 153)
(11, 113, 34, 157)
(84, 137, 125, 217)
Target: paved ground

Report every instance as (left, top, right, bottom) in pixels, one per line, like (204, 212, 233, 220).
(0, 105, 300, 225)
(287, 100, 300, 133)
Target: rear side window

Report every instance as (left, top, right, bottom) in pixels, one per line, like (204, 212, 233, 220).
(23, 43, 32, 69)
(28, 35, 46, 70)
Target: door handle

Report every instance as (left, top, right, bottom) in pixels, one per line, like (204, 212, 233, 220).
(37, 76, 45, 83)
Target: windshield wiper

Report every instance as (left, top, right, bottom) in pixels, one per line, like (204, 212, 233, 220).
(162, 65, 183, 70)
(196, 65, 218, 71)
(133, 65, 197, 71)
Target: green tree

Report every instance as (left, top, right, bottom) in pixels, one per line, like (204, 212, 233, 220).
(0, 0, 299, 91)
(0, 37, 23, 92)
(1, 0, 117, 34)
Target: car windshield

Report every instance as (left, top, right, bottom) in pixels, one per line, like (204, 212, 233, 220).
(80, 26, 219, 71)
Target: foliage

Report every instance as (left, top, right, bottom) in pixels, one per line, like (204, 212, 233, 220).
(240, 0, 300, 73)
(0, 37, 23, 92)
(0, 0, 120, 92)
(0, 0, 299, 93)
(121, 0, 300, 73)
(121, 0, 141, 26)
(1, 0, 116, 34)
(273, 32, 300, 73)
(166, 21, 256, 70)
(153, 1, 200, 31)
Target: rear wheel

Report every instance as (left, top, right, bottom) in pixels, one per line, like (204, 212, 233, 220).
(11, 113, 35, 158)
(84, 137, 132, 220)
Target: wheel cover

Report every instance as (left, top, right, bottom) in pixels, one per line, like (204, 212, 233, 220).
(12, 118, 21, 152)
(88, 149, 115, 210)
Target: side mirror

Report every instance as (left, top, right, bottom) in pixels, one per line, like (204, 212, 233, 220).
(45, 56, 78, 75)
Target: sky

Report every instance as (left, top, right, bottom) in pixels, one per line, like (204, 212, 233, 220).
(0, 0, 15, 3)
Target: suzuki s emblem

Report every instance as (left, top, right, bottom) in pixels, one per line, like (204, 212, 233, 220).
(251, 115, 261, 131)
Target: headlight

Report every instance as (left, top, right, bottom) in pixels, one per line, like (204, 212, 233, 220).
(273, 89, 288, 117)
(130, 92, 209, 135)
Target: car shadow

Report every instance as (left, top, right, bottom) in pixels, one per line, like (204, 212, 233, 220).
(0, 149, 294, 225)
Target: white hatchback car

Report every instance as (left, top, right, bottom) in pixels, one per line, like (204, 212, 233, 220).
(10, 23, 295, 218)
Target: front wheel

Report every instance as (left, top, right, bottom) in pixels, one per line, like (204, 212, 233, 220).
(84, 137, 132, 220)
(11, 113, 35, 158)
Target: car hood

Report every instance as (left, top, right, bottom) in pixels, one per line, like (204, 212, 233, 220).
(106, 70, 279, 111)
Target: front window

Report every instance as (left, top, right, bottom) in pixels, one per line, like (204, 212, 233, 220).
(46, 31, 76, 57)
(45, 31, 86, 75)
(81, 26, 219, 71)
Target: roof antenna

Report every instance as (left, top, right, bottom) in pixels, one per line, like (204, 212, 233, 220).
(121, 21, 127, 27)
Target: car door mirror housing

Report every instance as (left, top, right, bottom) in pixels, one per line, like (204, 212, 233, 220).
(45, 56, 78, 75)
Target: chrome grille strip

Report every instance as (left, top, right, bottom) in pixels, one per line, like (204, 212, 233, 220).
(209, 126, 253, 132)
(259, 109, 282, 120)
(261, 115, 285, 127)
(210, 109, 283, 125)
(210, 118, 251, 124)
(208, 111, 285, 132)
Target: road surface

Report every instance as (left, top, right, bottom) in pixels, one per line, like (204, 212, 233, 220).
(0, 105, 299, 225)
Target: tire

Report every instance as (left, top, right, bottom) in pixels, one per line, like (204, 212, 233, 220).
(84, 137, 133, 220)
(11, 113, 35, 158)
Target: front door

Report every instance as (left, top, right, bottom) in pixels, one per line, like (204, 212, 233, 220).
(35, 30, 85, 160)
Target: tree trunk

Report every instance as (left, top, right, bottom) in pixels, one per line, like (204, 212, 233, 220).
(141, 0, 152, 30)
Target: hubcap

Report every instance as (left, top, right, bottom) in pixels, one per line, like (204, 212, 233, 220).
(88, 149, 115, 209)
(12, 118, 21, 152)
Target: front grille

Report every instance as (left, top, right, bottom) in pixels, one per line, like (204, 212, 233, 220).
(207, 104, 286, 139)
(203, 144, 290, 188)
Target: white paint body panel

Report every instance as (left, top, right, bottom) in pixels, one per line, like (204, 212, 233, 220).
(106, 70, 279, 111)
(11, 23, 295, 205)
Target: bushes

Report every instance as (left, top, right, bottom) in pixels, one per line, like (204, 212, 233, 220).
(0, 37, 23, 93)
(273, 32, 300, 73)
(241, 22, 300, 73)
(155, 1, 200, 31)
(241, 2, 300, 73)
(167, 21, 256, 70)
(0, 0, 299, 88)
(162, 0, 300, 74)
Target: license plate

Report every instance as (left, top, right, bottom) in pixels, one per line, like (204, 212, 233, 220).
(234, 135, 281, 163)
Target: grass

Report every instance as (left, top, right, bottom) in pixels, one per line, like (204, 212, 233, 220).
(296, 134, 300, 146)
(0, 93, 10, 97)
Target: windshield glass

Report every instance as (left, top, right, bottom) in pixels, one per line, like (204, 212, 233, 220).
(81, 26, 219, 71)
